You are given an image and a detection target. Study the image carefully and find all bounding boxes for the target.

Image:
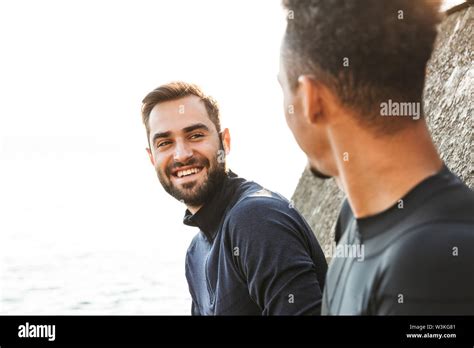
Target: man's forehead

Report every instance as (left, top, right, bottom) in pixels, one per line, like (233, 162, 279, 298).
(150, 95, 207, 116)
(148, 95, 213, 133)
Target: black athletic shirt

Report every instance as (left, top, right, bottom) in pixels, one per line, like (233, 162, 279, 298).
(184, 171, 327, 315)
(322, 165, 474, 315)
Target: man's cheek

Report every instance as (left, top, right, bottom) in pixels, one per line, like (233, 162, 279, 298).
(158, 163, 169, 178)
(285, 108, 297, 133)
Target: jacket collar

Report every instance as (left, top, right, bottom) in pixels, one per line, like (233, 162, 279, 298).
(182, 170, 241, 241)
(356, 164, 453, 240)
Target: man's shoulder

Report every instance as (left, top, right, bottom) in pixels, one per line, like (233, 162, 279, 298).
(227, 186, 296, 222)
(222, 185, 310, 240)
(375, 219, 474, 313)
(388, 218, 474, 259)
(393, 176, 474, 242)
(415, 172, 474, 221)
(382, 177, 474, 262)
(376, 215, 474, 298)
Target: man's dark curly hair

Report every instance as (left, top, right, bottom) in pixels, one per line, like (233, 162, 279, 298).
(282, 0, 442, 133)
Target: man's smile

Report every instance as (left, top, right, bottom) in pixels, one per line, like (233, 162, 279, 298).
(170, 165, 206, 184)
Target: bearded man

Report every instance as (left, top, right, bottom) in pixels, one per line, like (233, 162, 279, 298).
(141, 81, 327, 315)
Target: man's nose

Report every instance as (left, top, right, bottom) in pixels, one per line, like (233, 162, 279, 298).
(173, 140, 193, 163)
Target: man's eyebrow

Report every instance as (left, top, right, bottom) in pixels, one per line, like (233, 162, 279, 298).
(182, 123, 210, 133)
(151, 131, 172, 144)
(150, 124, 210, 144)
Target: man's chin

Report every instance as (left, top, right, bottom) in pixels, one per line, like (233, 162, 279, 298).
(168, 186, 202, 206)
(169, 175, 211, 206)
(180, 180, 199, 190)
(309, 165, 332, 180)
(159, 161, 226, 207)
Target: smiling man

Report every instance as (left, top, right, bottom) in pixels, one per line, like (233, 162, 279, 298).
(278, 0, 474, 314)
(141, 81, 327, 315)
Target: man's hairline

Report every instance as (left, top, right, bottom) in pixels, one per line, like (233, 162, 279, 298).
(145, 95, 219, 146)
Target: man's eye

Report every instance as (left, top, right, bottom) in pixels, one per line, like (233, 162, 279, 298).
(157, 141, 171, 148)
(190, 133, 204, 140)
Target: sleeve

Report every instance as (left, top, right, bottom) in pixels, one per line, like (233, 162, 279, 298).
(191, 301, 201, 316)
(226, 197, 325, 315)
(185, 244, 201, 316)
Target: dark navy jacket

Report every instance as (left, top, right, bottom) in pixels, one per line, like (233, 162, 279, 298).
(184, 171, 327, 315)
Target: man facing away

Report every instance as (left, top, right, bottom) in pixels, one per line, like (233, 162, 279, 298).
(141, 82, 327, 315)
(278, 0, 474, 314)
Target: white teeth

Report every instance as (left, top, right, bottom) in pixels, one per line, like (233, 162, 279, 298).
(176, 167, 201, 178)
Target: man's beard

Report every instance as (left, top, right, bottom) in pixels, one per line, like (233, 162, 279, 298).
(309, 165, 332, 180)
(157, 150, 227, 207)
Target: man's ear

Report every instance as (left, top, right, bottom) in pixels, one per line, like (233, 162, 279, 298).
(146, 147, 155, 166)
(297, 75, 323, 125)
(221, 128, 231, 155)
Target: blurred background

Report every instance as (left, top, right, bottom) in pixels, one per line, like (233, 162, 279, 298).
(0, 0, 463, 314)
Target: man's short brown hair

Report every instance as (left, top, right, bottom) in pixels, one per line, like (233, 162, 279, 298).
(141, 82, 221, 143)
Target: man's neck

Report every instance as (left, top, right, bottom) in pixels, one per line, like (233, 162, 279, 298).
(186, 205, 202, 215)
(333, 122, 443, 218)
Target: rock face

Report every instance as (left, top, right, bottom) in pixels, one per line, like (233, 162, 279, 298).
(424, 4, 473, 188)
(291, 4, 473, 263)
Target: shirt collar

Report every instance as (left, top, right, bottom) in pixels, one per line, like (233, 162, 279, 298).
(356, 164, 454, 240)
(182, 170, 241, 241)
